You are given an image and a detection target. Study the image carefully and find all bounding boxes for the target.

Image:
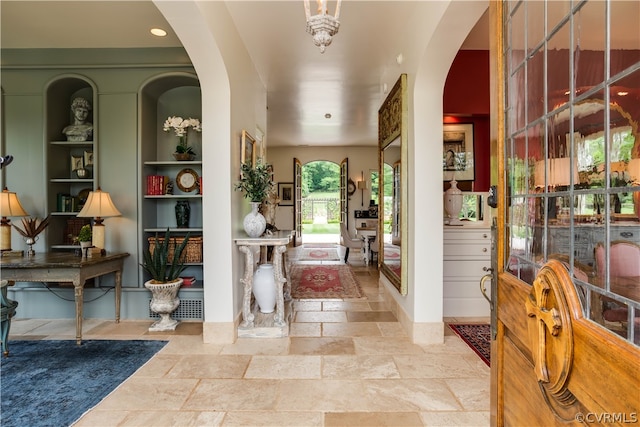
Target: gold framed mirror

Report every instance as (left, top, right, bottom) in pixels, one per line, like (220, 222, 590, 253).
(378, 74, 407, 295)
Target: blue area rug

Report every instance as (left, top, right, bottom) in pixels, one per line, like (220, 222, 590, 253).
(0, 339, 167, 427)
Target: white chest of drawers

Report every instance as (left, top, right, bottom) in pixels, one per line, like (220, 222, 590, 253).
(443, 226, 492, 317)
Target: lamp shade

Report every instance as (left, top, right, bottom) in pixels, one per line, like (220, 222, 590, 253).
(357, 180, 368, 190)
(0, 187, 29, 251)
(77, 187, 121, 219)
(0, 188, 29, 218)
(76, 187, 121, 250)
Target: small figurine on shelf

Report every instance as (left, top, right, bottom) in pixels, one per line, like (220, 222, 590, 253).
(62, 97, 93, 142)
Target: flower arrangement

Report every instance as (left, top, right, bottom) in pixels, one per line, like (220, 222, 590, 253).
(234, 159, 274, 203)
(163, 116, 202, 155)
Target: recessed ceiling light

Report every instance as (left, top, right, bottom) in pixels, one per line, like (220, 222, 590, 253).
(150, 28, 167, 37)
(325, 113, 332, 119)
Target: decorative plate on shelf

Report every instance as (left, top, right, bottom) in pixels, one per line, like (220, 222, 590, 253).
(176, 168, 199, 193)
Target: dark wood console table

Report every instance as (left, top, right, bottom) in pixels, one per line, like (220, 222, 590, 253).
(0, 252, 129, 344)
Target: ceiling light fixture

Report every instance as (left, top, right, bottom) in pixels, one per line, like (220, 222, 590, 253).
(150, 28, 167, 37)
(304, 0, 341, 53)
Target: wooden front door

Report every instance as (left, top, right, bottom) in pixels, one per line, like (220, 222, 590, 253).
(491, 1, 640, 425)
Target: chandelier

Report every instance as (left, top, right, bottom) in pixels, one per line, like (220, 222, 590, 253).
(304, 0, 341, 53)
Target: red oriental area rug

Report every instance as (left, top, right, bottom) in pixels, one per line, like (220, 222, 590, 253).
(289, 264, 364, 299)
(299, 247, 340, 261)
(448, 324, 491, 367)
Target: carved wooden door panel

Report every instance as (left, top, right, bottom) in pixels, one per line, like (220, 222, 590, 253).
(491, 1, 640, 425)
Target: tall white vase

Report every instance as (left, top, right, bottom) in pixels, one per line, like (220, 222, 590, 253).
(253, 263, 276, 313)
(444, 179, 463, 225)
(244, 201, 267, 238)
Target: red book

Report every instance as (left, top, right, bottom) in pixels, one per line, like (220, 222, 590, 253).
(181, 276, 196, 287)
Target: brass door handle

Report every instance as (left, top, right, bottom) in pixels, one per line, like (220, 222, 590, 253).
(480, 271, 493, 309)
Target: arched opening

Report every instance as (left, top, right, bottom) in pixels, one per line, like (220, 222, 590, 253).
(301, 160, 340, 244)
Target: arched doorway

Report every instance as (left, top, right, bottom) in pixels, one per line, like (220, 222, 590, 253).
(301, 160, 340, 244)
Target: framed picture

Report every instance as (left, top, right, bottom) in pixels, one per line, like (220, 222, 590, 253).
(71, 155, 83, 171)
(83, 150, 93, 167)
(278, 182, 294, 206)
(240, 130, 256, 167)
(443, 123, 474, 181)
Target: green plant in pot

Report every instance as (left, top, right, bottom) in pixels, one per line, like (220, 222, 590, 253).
(235, 158, 274, 237)
(75, 224, 93, 256)
(140, 228, 191, 332)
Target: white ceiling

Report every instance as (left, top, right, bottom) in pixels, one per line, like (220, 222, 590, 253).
(1, 1, 489, 147)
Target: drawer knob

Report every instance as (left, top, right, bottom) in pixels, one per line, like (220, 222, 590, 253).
(620, 231, 633, 238)
(482, 247, 487, 252)
(483, 234, 488, 238)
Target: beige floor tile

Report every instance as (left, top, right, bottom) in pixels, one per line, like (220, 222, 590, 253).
(292, 300, 322, 311)
(245, 355, 322, 379)
(166, 354, 251, 379)
(10, 318, 60, 335)
(322, 301, 372, 311)
(377, 322, 408, 337)
(322, 355, 401, 379)
(135, 354, 183, 378)
(347, 311, 397, 322)
(277, 379, 370, 411)
(420, 411, 490, 426)
(74, 410, 130, 426)
(322, 322, 382, 337)
(289, 322, 321, 337)
(183, 379, 280, 411)
(295, 311, 348, 323)
(219, 337, 289, 355)
(84, 320, 153, 336)
(324, 411, 423, 427)
(96, 377, 200, 411)
(445, 378, 491, 411)
(120, 410, 225, 427)
(222, 411, 323, 426)
(393, 353, 482, 378)
(290, 337, 355, 355)
(363, 378, 463, 411)
(160, 335, 224, 355)
(353, 336, 425, 355)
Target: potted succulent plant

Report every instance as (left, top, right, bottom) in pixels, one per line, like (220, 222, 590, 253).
(140, 229, 190, 331)
(12, 215, 50, 256)
(235, 158, 274, 237)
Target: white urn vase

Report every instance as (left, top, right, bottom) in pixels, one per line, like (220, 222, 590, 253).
(244, 201, 267, 238)
(253, 263, 276, 313)
(145, 279, 182, 331)
(444, 179, 463, 225)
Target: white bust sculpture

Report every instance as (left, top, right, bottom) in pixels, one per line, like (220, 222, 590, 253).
(62, 97, 93, 141)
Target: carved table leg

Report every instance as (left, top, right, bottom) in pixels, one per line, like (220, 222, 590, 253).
(238, 245, 255, 328)
(273, 244, 287, 327)
(73, 280, 84, 345)
(115, 268, 122, 323)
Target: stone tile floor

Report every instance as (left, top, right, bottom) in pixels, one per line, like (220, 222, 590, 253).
(8, 246, 490, 426)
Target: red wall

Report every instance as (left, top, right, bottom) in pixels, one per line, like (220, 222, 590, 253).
(443, 50, 490, 192)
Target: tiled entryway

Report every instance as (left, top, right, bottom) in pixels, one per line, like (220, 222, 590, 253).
(8, 246, 489, 426)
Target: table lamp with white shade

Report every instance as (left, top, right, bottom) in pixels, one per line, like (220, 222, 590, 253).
(0, 187, 29, 251)
(76, 187, 122, 250)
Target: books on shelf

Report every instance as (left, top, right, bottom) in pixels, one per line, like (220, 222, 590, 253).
(146, 175, 170, 195)
(57, 193, 80, 212)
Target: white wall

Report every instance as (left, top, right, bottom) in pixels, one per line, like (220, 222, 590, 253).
(156, 1, 267, 342)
